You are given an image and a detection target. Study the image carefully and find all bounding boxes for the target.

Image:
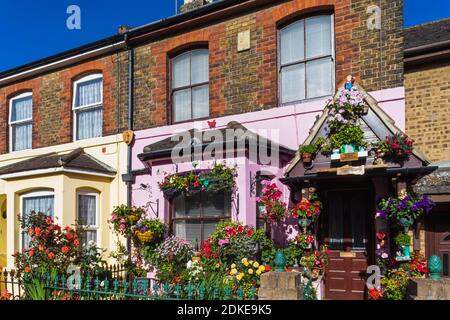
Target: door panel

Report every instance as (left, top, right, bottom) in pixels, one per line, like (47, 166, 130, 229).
(322, 189, 372, 300)
(426, 209, 450, 277)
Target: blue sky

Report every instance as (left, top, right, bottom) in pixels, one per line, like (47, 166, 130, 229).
(1, 0, 449, 72)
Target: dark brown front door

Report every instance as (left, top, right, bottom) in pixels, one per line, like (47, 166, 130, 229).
(321, 188, 372, 300)
(426, 207, 450, 277)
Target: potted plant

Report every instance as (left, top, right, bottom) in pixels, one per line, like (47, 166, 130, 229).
(110, 205, 144, 237)
(290, 194, 322, 229)
(133, 218, 167, 245)
(374, 133, 414, 164)
(394, 233, 411, 260)
(256, 180, 288, 224)
(294, 233, 315, 250)
(299, 144, 318, 165)
(377, 193, 434, 231)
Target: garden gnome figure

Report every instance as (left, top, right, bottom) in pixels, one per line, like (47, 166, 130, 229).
(344, 75, 355, 90)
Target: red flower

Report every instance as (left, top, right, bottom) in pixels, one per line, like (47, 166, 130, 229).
(66, 233, 74, 240)
(74, 239, 80, 246)
(48, 252, 55, 260)
(264, 265, 270, 272)
(28, 250, 34, 257)
(38, 245, 44, 251)
(237, 225, 244, 233)
(35, 227, 41, 237)
(27, 228, 34, 236)
(45, 216, 52, 225)
(61, 246, 69, 254)
(246, 229, 253, 237)
(193, 181, 200, 188)
(24, 266, 31, 273)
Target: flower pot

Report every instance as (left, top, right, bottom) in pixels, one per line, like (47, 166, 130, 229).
(163, 188, 181, 199)
(402, 245, 410, 259)
(127, 214, 141, 223)
(298, 218, 312, 228)
(302, 153, 313, 164)
(397, 216, 414, 231)
(135, 230, 155, 244)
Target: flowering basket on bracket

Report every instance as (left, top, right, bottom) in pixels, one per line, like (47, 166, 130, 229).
(109, 205, 144, 237)
(132, 218, 166, 245)
(377, 193, 434, 229)
(374, 133, 414, 164)
(256, 180, 288, 223)
(291, 194, 322, 222)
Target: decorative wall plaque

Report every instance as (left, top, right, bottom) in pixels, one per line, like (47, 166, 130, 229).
(237, 30, 251, 52)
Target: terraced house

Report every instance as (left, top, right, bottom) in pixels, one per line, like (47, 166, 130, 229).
(0, 0, 428, 300)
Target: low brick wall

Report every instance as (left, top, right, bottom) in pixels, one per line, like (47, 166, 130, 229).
(407, 278, 450, 300)
(258, 271, 303, 300)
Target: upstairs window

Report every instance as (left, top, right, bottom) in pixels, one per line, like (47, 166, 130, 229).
(73, 74, 103, 141)
(279, 14, 334, 104)
(9, 92, 32, 152)
(171, 49, 209, 123)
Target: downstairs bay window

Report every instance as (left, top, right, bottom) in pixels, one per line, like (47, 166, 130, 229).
(172, 192, 231, 249)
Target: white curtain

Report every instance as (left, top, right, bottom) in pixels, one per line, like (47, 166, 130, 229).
(281, 20, 304, 65)
(78, 195, 96, 225)
(76, 108, 102, 140)
(75, 78, 102, 107)
(172, 49, 209, 121)
(306, 57, 333, 98)
(281, 64, 305, 103)
(22, 196, 54, 249)
(306, 15, 332, 59)
(12, 123, 32, 151)
(11, 96, 32, 151)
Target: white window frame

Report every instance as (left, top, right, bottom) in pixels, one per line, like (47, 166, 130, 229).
(279, 14, 335, 105)
(19, 190, 55, 251)
(76, 191, 100, 246)
(72, 73, 103, 141)
(9, 92, 33, 152)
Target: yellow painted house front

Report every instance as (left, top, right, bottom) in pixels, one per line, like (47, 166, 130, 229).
(0, 135, 128, 268)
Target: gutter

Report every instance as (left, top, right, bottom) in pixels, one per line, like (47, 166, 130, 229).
(280, 166, 439, 186)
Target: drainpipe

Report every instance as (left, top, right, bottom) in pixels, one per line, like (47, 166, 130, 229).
(122, 32, 135, 262)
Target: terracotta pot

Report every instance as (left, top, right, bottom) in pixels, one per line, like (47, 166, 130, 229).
(302, 153, 313, 163)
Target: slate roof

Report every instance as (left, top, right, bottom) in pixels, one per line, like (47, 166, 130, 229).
(413, 161, 450, 194)
(405, 18, 450, 49)
(0, 148, 116, 177)
(138, 121, 296, 161)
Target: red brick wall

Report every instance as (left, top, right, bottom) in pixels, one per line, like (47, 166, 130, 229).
(0, 52, 129, 153)
(133, 0, 404, 130)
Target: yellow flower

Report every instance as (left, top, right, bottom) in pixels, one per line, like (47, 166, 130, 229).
(236, 272, 244, 281)
(249, 260, 254, 265)
(258, 265, 266, 272)
(215, 263, 220, 269)
(248, 268, 254, 275)
(231, 263, 236, 269)
(230, 268, 238, 275)
(256, 270, 261, 276)
(253, 262, 259, 268)
(241, 258, 247, 264)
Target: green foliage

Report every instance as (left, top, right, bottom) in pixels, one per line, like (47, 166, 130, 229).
(24, 276, 48, 300)
(329, 124, 366, 150)
(299, 144, 318, 156)
(394, 233, 411, 247)
(282, 241, 302, 267)
(381, 269, 409, 300)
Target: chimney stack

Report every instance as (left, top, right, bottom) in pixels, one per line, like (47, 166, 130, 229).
(180, 0, 213, 14)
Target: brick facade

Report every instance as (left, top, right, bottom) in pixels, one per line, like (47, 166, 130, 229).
(133, 0, 404, 130)
(405, 61, 450, 162)
(0, 53, 129, 153)
(0, 0, 404, 148)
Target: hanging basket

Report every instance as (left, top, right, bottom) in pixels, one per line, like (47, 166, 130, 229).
(298, 218, 312, 228)
(397, 216, 414, 232)
(127, 213, 141, 223)
(162, 188, 182, 199)
(135, 230, 155, 244)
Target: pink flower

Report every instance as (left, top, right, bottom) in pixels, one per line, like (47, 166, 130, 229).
(119, 224, 126, 231)
(255, 197, 261, 202)
(218, 239, 229, 246)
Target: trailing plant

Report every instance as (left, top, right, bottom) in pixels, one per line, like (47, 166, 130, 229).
(299, 144, 318, 156)
(158, 163, 237, 197)
(256, 180, 288, 223)
(377, 193, 434, 221)
(109, 205, 144, 237)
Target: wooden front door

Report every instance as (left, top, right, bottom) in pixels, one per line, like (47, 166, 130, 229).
(426, 208, 450, 277)
(321, 188, 372, 300)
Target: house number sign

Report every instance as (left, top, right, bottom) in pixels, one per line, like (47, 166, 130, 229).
(340, 152, 359, 162)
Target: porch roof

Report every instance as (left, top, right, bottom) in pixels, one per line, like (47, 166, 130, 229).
(137, 121, 296, 161)
(284, 81, 430, 179)
(413, 161, 450, 195)
(0, 148, 116, 179)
